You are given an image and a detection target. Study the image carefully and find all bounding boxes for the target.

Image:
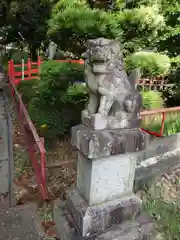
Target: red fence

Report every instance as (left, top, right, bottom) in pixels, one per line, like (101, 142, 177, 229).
(9, 79, 48, 199)
(8, 56, 84, 85)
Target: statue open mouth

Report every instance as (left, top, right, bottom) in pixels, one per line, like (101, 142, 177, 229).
(91, 62, 108, 74)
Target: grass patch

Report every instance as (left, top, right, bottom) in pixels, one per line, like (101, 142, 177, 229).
(143, 185, 180, 240)
(142, 113, 180, 136)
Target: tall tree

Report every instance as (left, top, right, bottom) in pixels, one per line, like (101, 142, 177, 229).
(2, 0, 52, 59)
(48, 0, 121, 56)
(157, 0, 180, 56)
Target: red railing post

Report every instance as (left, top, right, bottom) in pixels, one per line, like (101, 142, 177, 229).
(27, 58, 31, 78)
(8, 60, 15, 96)
(37, 56, 41, 76)
(9, 60, 15, 82)
(160, 112, 165, 136)
(40, 137, 46, 191)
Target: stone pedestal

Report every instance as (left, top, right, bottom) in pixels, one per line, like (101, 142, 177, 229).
(54, 125, 153, 240)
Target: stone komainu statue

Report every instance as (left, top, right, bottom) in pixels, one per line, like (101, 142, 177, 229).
(81, 38, 142, 130)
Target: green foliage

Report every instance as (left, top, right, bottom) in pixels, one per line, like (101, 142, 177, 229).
(125, 51, 170, 77)
(125, 0, 162, 8)
(53, 0, 87, 10)
(39, 60, 84, 83)
(144, 187, 180, 239)
(141, 91, 163, 110)
(11, 51, 29, 64)
(0, 49, 27, 72)
(115, 5, 165, 54)
(156, 0, 180, 57)
(162, 85, 180, 107)
(48, 0, 121, 55)
(146, 115, 180, 136)
(28, 61, 87, 141)
(3, 0, 52, 59)
(168, 57, 180, 83)
(17, 80, 39, 105)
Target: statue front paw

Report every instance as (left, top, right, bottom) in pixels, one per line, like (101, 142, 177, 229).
(82, 109, 89, 117)
(92, 113, 108, 130)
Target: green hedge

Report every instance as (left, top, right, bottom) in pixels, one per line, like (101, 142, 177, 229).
(125, 51, 170, 77)
(28, 61, 87, 144)
(141, 90, 163, 110)
(17, 80, 39, 105)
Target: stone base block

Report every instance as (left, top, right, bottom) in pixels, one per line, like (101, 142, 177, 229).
(62, 189, 142, 237)
(81, 110, 141, 131)
(54, 200, 153, 240)
(71, 125, 149, 159)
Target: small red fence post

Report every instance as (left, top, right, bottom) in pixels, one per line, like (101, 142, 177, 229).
(8, 60, 15, 96)
(37, 56, 41, 77)
(160, 112, 165, 136)
(40, 137, 46, 193)
(9, 60, 15, 82)
(27, 58, 31, 78)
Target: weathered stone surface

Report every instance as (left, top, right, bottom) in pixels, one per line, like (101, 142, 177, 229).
(136, 133, 180, 164)
(0, 72, 5, 89)
(81, 38, 142, 130)
(76, 152, 137, 205)
(0, 204, 45, 239)
(0, 90, 9, 203)
(66, 189, 142, 237)
(95, 215, 153, 240)
(0, 160, 8, 195)
(54, 200, 153, 240)
(72, 125, 149, 159)
(0, 114, 8, 161)
(134, 148, 180, 191)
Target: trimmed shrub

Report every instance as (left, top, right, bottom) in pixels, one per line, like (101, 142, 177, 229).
(17, 80, 39, 105)
(115, 6, 165, 54)
(141, 91, 163, 110)
(28, 61, 87, 143)
(48, 1, 120, 55)
(125, 51, 170, 77)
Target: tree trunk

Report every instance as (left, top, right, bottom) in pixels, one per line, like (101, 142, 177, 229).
(30, 46, 38, 60)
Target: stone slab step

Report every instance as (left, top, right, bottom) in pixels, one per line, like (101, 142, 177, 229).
(0, 204, 46, 240)
(54, 200, 154, 240)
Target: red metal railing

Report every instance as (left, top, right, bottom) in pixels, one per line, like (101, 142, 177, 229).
(8, 56, 84, 85)
(9, 78, 47, 199)
(141, 107, 180, 137)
